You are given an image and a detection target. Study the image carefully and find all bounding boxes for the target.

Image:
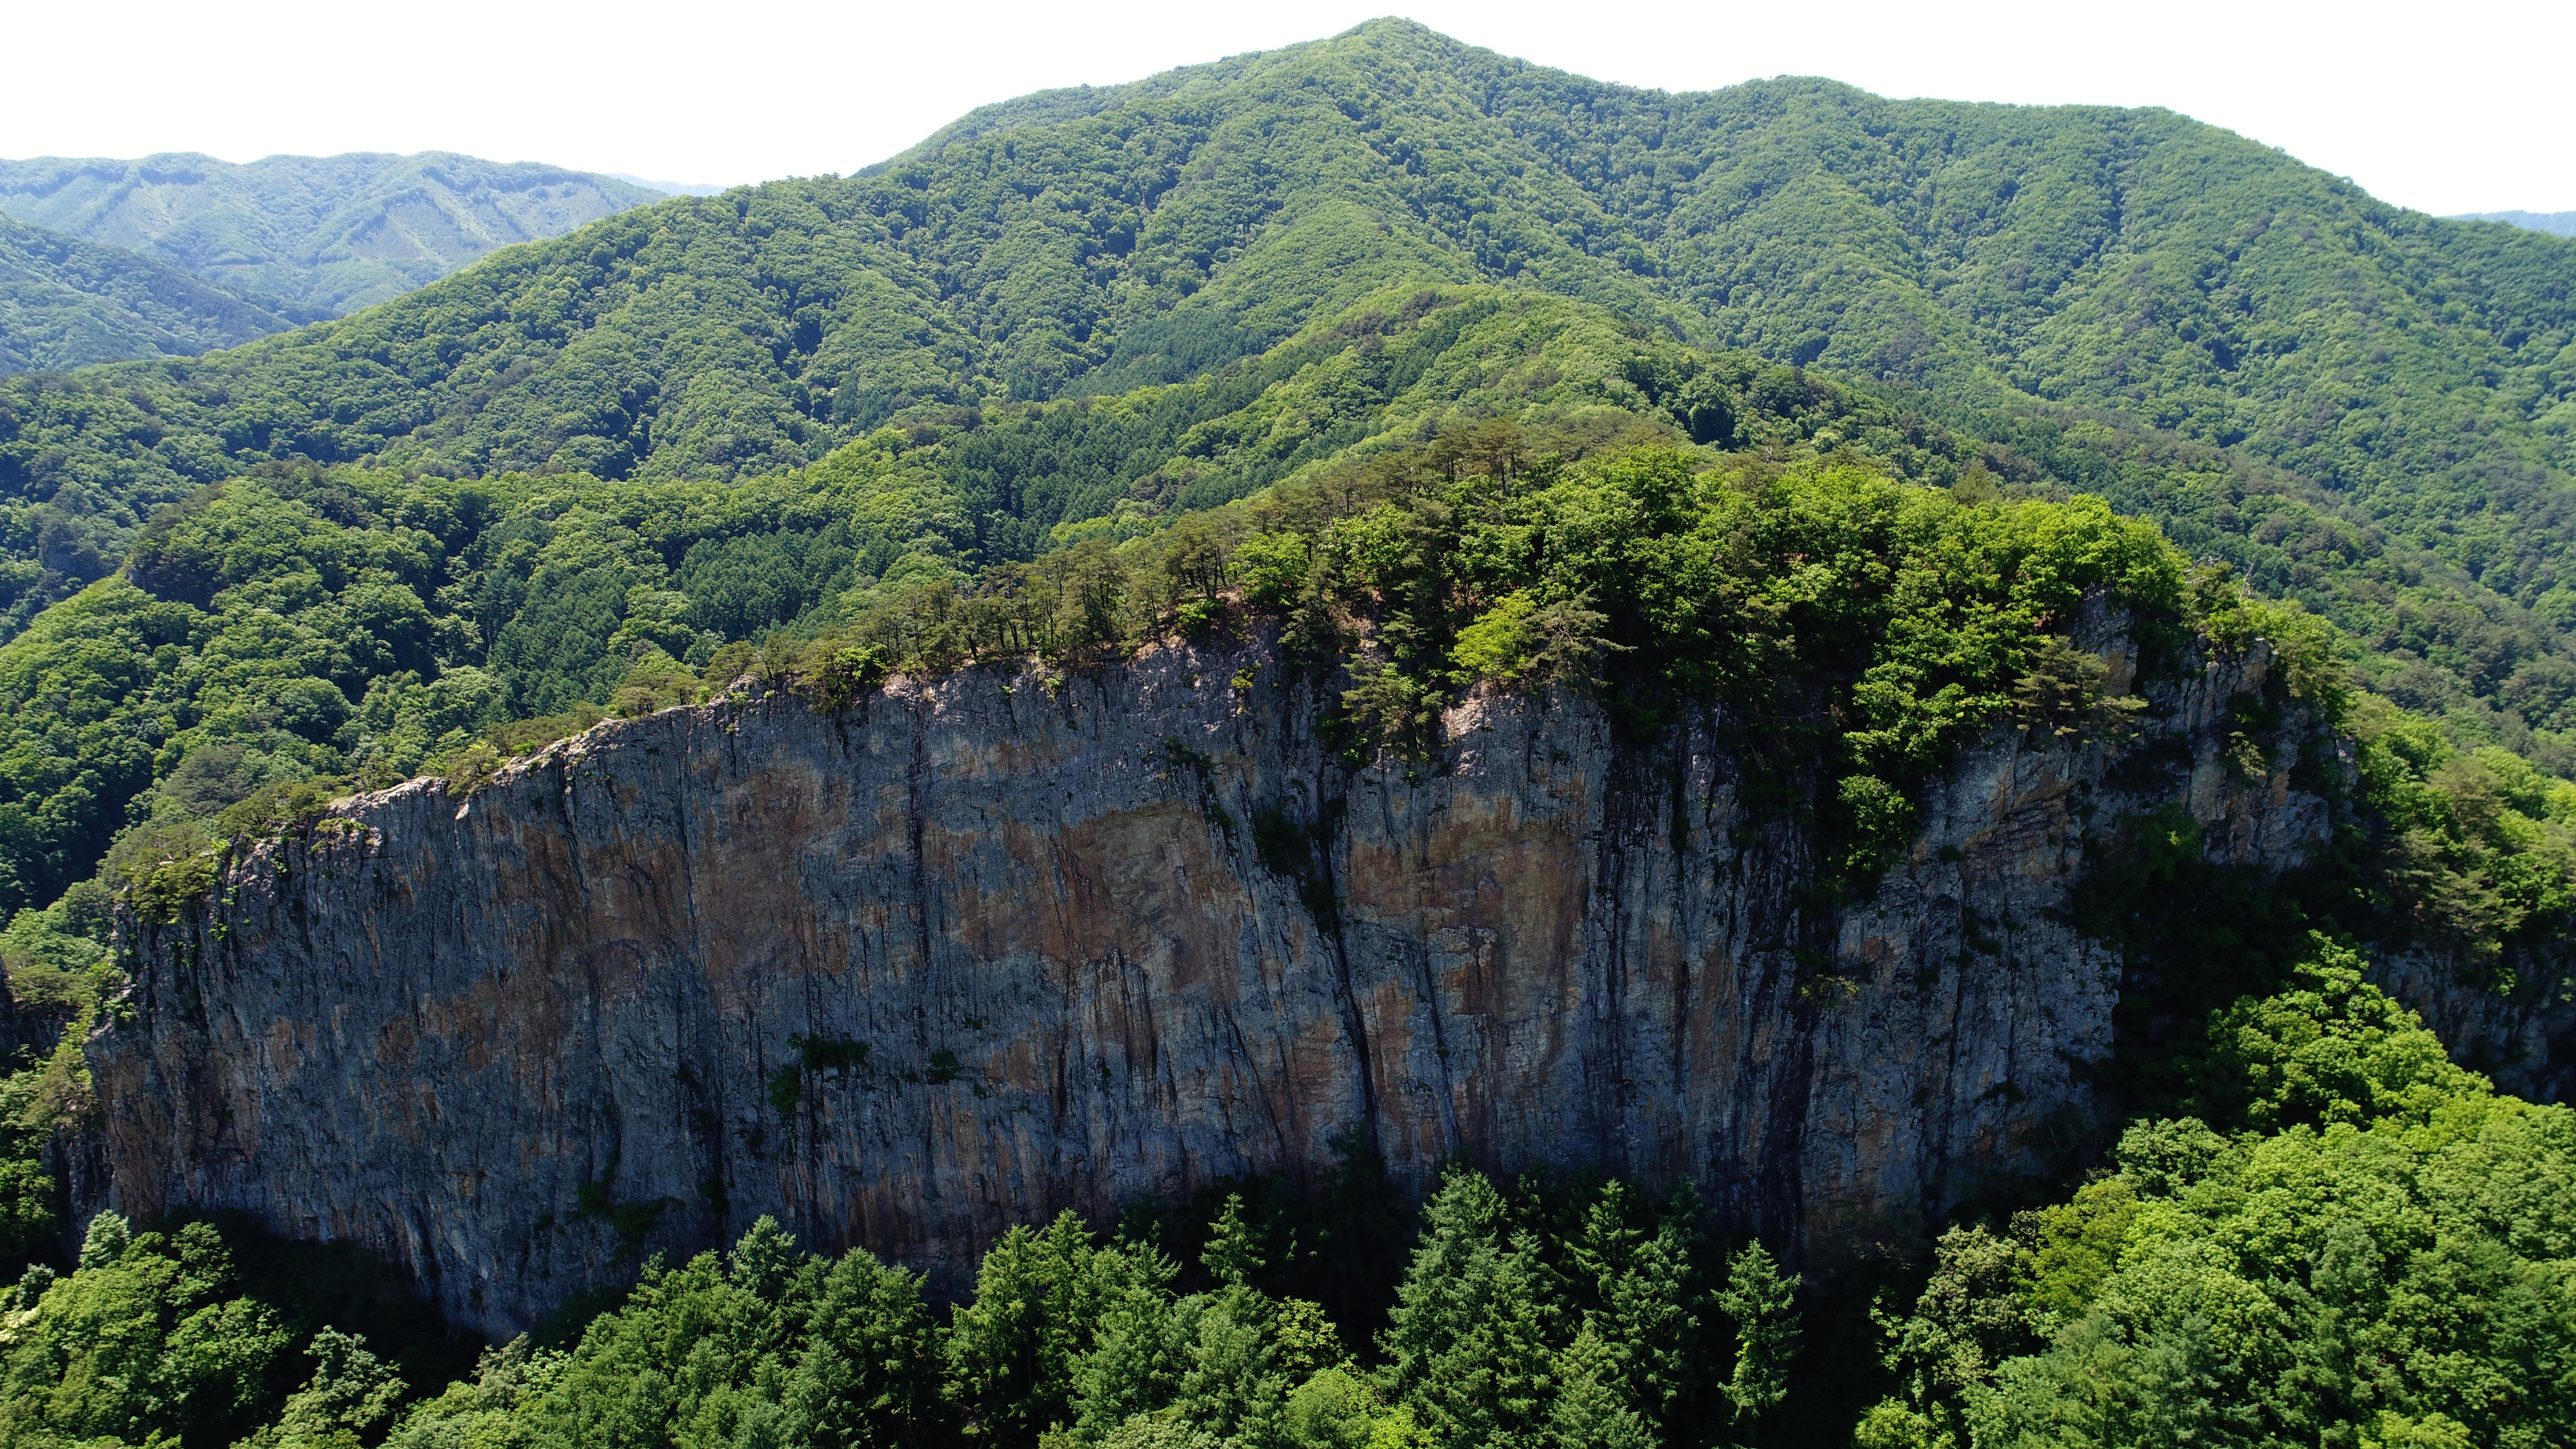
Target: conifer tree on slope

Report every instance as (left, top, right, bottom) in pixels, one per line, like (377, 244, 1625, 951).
(1566, 1181, 1697, 1431)
(1383, 1168, 1559, 1449)
(1716, 1243, 1801, 1446)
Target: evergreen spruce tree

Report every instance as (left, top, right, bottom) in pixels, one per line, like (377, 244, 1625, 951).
(948, 1212, 1139, 1443)
(797, 1243, 948, 1449)
(1071, 1246, 1191, 1444)
(1546, 1328, 1655, 1449)
(1568, 1182, 1695, 1428)
(1201, 1194, 1262, 1289)
(1716, 1243, 1800, 1445)
(1382, 1167, 1510, 1393)
(1384, 1169, 1559, 1449)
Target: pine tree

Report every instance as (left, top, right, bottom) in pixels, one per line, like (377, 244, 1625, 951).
(1716, 1242, 1800, 1444)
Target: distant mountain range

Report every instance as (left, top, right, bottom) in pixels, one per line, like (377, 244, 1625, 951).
(0, 152, 667, 373)
(2455, 210, 2576, 237)
(607, 173, 735, 197)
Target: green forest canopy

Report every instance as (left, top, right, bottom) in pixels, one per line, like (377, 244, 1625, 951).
(4, 22, 2575, 759)
(0, 214, 295, 377)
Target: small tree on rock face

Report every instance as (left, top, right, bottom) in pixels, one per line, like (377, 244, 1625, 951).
(1716, 1242, 1800, 1444)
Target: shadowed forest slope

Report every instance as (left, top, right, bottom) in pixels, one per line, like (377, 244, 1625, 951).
(0, 213, 293, 375)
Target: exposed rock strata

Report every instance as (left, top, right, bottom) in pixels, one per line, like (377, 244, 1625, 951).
(2370, 946, 2576, 1104)
(97, 631, 2327, 1334)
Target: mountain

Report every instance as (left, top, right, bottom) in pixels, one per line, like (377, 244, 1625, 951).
(2455, 209, 2576, 237)
(4, 28, 2576, 1448)
(0, 211, 291, 374)
(606, 172, 734, 197)
(0, 151, 665, 316)
(6, 20, 2576, 751)
(100, 607, 2311, 1334)
(13, 278, 2575, 1447)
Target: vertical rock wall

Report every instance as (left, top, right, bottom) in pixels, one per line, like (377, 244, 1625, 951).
(93, 632, 2325, 1335)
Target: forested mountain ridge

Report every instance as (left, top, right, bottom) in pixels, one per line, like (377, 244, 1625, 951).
(0, 284, 2543, 922)
(0, 212, 293, 375)
(5, 22, 2576, 746)
(0, 151, 665, 317)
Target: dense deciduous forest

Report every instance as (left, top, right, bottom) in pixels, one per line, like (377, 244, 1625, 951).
(0, 21, 2572, 1449)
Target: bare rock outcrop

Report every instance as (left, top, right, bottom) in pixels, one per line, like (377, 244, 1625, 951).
(94, 631, 2325, 1334)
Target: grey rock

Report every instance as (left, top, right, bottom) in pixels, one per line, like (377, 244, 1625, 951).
(94, 628, 2332, 1334)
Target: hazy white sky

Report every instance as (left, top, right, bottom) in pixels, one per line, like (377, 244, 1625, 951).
(5, 0, 2568, 215)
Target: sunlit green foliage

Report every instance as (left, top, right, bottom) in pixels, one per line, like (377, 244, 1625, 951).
(1861, 942, 2576, 1449)
(0, 1207, 476, 1449)
(2347, 698, 2576, 960)
(6, 22, 2573, 749)
(0, 435, 976, 913)
(798, 422, 2183, 880)
(0, 1214, 296, 1449)
(389, 1217, 945, 1449)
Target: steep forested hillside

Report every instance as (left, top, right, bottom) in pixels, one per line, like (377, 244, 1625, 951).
(0, 213, 291, 374)
(4, 21, 2574, 752)
(0, 152, 664, 316)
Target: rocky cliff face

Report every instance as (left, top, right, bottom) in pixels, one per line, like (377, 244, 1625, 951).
(2372, 945, 2576, 1104)
(95, 628, 2327, 1335)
